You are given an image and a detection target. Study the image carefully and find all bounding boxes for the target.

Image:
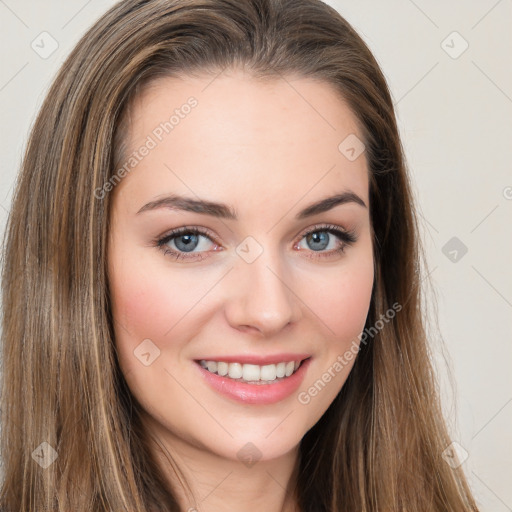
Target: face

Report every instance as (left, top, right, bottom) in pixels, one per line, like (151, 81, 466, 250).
(107, 69, 374, 464)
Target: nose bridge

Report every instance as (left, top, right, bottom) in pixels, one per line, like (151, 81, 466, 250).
(224, 237, 301, 335)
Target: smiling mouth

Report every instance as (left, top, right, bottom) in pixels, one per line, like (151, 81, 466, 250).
(195, 358, 308, 384)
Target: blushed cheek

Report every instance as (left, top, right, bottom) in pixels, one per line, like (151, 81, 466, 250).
(314, 259, 374, 347)
(109, 252, 195, 369)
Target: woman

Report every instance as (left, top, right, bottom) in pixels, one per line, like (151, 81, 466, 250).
(0, 0, 479, 510)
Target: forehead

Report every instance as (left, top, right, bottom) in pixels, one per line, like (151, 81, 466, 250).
(115, 70, 369, 213)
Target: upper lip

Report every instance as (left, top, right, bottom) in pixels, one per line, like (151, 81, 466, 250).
(195, 353, 311, 365)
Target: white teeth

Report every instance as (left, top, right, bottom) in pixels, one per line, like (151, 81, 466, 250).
(260, 364, 277, 381)
(217, 361, 229, 376)
(228, 362, 243, 379)
(199, 359, 304, 382)
(242, 364, 260, 381)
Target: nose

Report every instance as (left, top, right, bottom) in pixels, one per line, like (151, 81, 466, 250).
(224, 249, 302, 337)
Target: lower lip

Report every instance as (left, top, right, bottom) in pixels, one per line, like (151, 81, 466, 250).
(194, 358, 312, 405)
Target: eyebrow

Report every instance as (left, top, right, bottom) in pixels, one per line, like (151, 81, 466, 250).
(136, 191, 367, 220)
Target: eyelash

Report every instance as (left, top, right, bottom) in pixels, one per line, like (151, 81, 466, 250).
(154, 223, 357, 262)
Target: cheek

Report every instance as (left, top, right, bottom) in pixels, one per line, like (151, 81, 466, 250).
(108, 247, 202, 369)
(298, 250, 374, 345)
(329, 268, 373, 338)
(294, 256, 373, 419)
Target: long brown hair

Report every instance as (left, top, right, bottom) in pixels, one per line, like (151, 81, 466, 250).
(1, 0, 479, 510)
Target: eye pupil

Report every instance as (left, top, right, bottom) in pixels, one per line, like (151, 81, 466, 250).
(307, 231, 329, 251)
(175, 233, 199, 252)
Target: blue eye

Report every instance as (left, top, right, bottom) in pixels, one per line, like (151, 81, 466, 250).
(156, 226, 218, 261)
(295, 225, 357, 259)
(172, 232, 200, 252)
(155, 224, 357, 262)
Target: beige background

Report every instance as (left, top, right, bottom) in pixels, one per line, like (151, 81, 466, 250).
(0, 1, 511, 510)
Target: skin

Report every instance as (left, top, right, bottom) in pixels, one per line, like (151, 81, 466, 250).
(108, 69, 374, 512)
